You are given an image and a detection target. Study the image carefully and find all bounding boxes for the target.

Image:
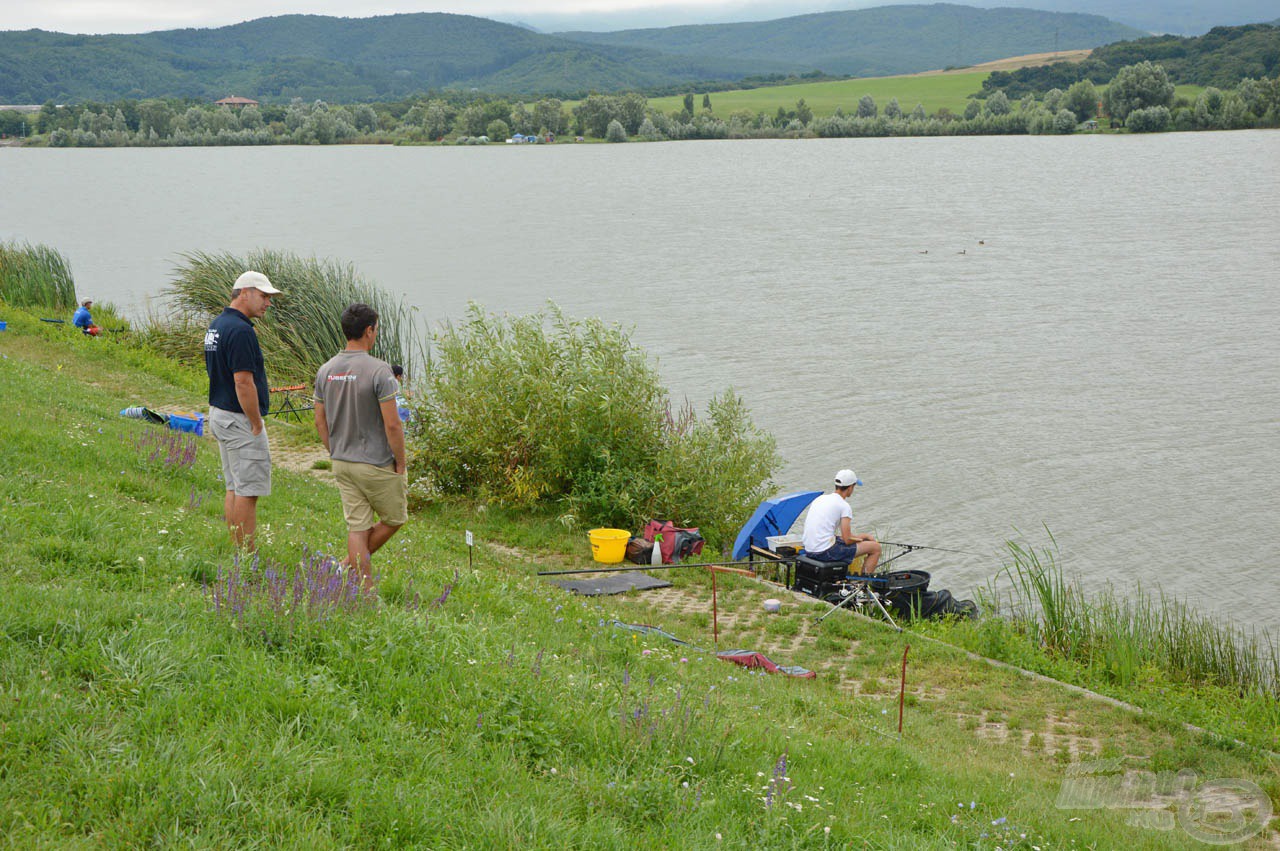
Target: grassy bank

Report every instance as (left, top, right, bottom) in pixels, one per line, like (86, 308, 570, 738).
(0, 306, 1276, 847)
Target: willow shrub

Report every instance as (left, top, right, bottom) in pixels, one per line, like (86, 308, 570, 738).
(0, 241, 77, 310)
(409, 304, 780, 549)
(152, 249, 423, 385)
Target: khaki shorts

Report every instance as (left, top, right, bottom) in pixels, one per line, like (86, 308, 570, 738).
(209, 406, 271, 497)
(332, 459, 408, 532)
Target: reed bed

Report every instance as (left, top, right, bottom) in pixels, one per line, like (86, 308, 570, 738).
(154, 249, 424, 384)
(0, 241, 77, 310)
(989, 539, 1280, 697)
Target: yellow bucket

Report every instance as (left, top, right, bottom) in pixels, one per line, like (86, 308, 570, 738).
(588, 528, 630, 564)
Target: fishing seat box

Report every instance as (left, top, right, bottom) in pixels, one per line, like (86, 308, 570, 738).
(792, 555, 848, 598)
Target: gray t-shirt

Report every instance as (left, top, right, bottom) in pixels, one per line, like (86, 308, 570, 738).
(314, 350, 400, 466)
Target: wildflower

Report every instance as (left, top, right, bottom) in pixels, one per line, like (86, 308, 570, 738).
(686, 756, 694, 764)
(642, 649, 652, 656)
(992, 817, 1006, 825)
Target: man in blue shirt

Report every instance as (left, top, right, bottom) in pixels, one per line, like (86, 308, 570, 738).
(72, 299, 93, 334)
(204, 271, 281, 550)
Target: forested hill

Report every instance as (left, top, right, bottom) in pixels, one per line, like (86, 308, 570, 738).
(0, 13, 777, 103)
(981, 23, 1280, 96)
(557, 4, 1146, 77)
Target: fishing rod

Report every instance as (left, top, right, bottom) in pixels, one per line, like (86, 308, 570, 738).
(879, 541, 985, 558)
(537, 560, 756, 578)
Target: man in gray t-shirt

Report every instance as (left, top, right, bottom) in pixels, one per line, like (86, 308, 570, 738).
(314, 303, 408, 588)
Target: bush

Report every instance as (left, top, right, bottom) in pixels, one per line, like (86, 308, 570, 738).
(408, 304, 779, 547)
(151, 249, 423, 385)
(0, 241, 77, 310)
(605, 119, 627, 142)
(1125, 105, 1172, 133)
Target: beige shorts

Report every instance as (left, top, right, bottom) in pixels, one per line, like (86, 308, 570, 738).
(209, 406, 271, 497)
(332, 459, 408, 532)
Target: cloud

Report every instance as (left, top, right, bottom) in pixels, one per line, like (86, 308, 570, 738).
(0, 0, 746, 35)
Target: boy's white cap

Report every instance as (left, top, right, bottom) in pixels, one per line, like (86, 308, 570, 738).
(835, 469, 863, 487)
(234, 270, 281, 294)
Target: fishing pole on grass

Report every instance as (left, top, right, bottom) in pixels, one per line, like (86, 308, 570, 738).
(537, 560, 756, 577)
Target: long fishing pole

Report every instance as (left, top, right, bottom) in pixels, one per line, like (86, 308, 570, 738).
(879, 541, 985, 558)
(537, 560, 756, 577)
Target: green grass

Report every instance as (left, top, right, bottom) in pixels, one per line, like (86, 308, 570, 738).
(648, 72, 992, 119)
(150, 248, 426, 387)
(644, 76, 1205, 125)
(0, 241, 77, 311)
(1, 308, 1277, 847)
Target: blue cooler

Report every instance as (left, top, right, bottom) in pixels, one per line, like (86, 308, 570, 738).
(167, 412, 205, 436)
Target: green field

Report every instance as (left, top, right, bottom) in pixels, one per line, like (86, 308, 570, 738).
(646, 75, 1206, 121)
(650, 72, 992, 118)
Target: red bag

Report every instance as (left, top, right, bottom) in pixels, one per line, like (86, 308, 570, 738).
(642, 520, 705, 564)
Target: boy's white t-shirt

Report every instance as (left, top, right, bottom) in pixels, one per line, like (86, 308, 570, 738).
(801, 492, 853, 553)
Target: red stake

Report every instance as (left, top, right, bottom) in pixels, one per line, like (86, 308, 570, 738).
(711, 567, 719, 645)
(898, 644, 911, 736)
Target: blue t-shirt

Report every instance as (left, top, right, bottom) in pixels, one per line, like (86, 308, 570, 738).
(204, 308, 269, 415)
(72, 306, 92, 329)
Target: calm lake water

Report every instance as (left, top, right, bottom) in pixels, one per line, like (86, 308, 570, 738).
(3, 133, 1278, 628)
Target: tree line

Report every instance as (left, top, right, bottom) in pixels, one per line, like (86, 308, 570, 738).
(4, 62, 1277, 147)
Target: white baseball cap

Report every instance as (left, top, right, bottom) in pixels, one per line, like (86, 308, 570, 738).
(835, 469, 863, 488)
(234, 270, 282, 294)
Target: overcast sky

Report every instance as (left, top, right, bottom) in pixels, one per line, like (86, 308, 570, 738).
(0, 0, 828, 34)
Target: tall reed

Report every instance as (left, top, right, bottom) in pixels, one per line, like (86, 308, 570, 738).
(156, 249, 424, 384)
(991, 538, 1279, 697)
(0, 241, 77, 310)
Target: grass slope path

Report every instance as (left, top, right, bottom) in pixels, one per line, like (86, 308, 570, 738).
(1, 310, 1277, 847)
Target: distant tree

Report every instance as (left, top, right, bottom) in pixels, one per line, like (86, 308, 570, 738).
(1125, 104, 1171, 132)
(508, 102, 530, 135)
(618, 93, 648, 134)
(985, 90, 1011, 115)
(795, 98, 813, 125)
(456, 103, 487, 137)
(573, 95, 614, 138)
(137, 100, 174, 137)
(857, 94, 876, 118)
(424, 101, 452, 138)
(910, 103, 926, 120)
(1019, 94, 1037, 112)
(963, 99, 981, 120)
(702, 93, 712, 110)
(1053, 108, 1077, 134)
(533, 99, 565, 136)
(605, 119, 627, 142)
(486, 119, 510, 140)
(240, 104, 265, 130)
(1105, 61, 1175, 123)
(1043, 88, 1065, 113)
(1063, 79, 1099, 121)
(683, 93, 695, 114)
(637, 117, 661, 139)
(884, 97, 901, 119)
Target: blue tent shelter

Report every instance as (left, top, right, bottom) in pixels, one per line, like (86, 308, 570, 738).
(731, 491, 822, 560)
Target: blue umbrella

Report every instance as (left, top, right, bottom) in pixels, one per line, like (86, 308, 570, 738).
(731, 491, 822, 560)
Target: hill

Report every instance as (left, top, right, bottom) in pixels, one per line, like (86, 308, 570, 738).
(557, 4, 1146, 78)
(981, 22, 1280, 96)
(975, 0, 1280, 36)
(0, 13, 772, 102)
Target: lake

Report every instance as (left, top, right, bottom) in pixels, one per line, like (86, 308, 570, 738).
(3, 132, 1278, 628)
